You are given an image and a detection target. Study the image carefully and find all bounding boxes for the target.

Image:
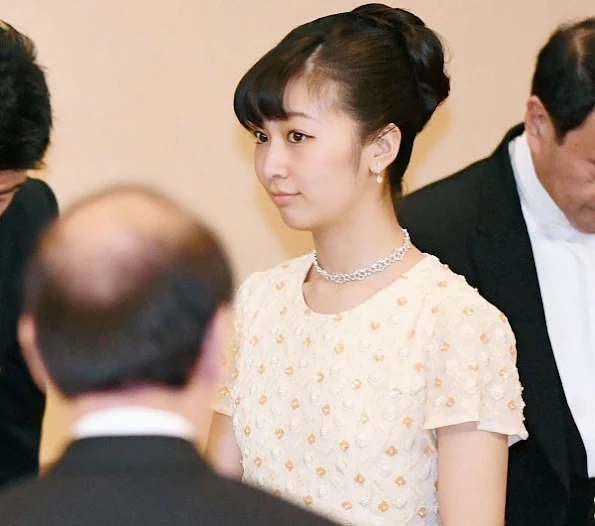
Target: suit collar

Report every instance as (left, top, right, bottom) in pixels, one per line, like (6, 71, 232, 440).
(470, 124, 573, 490)
(476, 124, 526, 239)
(49, 436, 207, 475)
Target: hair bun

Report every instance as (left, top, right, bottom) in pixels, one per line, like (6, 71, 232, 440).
(352, 4, 450, 131)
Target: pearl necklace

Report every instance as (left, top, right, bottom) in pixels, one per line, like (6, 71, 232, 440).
(311, 228, 411, 284)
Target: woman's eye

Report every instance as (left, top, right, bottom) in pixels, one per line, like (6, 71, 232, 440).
(253, 131, 268, 144)
(288, 131, 308, 143)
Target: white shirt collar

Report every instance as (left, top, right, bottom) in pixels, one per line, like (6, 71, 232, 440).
(72, 406, 196, 440)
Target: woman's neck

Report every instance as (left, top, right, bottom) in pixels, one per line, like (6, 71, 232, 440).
(311, 198, 406, 275)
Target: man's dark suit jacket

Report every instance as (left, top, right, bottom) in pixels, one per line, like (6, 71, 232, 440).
(0, 178, 58, 489)
(399, 125, 590, 525)
(0, 435, 337, 525)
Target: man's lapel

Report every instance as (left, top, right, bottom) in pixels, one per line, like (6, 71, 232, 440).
(470, 125, 570, 490)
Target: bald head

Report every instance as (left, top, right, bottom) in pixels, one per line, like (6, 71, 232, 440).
(40, 187, 206, 307)
(22, 186, 233, 398)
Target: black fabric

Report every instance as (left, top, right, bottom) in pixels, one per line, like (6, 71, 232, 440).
(0, 178, 58, 489)
(399, 125, 588, 526)
(567, 477, 595, 525)
(0, 435, 337, 525)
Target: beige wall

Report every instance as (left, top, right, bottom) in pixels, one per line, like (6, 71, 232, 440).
(1, 0, 592, 466)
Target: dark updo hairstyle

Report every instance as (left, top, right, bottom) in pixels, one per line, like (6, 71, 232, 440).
(234, 3, 450, 200)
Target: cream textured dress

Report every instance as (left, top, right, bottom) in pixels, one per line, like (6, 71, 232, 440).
(214, 254, 527, 526)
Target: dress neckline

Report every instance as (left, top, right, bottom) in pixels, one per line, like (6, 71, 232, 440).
(297, 253, 434, 317)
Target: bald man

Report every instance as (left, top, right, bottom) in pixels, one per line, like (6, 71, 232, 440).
(0, 186, 335, 526)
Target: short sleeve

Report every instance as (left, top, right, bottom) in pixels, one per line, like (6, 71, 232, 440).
(422, 294, 528, 441)
(212, 272, 261, 417)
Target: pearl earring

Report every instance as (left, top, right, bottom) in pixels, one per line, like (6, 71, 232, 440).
(375, 162, 383, 184)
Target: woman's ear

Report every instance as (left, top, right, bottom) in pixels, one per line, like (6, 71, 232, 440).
(366, 123, 402, 179)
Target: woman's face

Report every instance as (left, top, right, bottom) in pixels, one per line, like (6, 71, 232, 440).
(252, 77, 378, 233)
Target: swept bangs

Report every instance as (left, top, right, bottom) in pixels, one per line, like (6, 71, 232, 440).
(233, 23, 329, 131)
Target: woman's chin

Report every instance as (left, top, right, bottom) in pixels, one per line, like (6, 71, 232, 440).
(277, 209, 315, 232)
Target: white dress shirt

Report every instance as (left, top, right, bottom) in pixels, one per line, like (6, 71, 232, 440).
(510, 132, 595, 476)
(72, 406, 195, 440)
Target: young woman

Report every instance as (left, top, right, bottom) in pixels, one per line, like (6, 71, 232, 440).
(207, 5, 527, 525)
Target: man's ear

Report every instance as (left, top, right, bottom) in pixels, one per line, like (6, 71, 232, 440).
(191, 305, 231, 387)
(18, 314, 49, 394)
(524, 95, 555, 154)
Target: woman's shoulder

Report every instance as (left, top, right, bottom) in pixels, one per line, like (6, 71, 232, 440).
(418, 261, 526, 441)
(236, 254, 312, 304)
(420, 255, 508, 323)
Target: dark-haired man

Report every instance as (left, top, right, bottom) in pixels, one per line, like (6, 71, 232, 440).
(0, 20, 58, 489)
(400, 17, 595, 526)
(0, 186, 336, 526)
